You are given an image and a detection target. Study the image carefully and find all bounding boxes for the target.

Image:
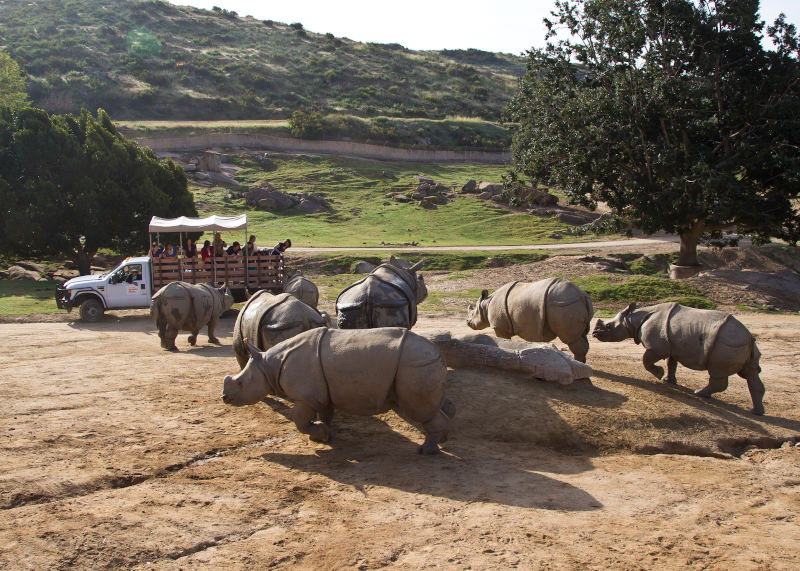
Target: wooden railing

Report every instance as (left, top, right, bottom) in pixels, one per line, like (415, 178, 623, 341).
(151, 253, 284, 291)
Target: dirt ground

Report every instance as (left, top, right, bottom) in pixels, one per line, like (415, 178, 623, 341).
(1, 299, 799, 568)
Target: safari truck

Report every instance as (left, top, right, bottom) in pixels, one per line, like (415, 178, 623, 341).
(56, 215, 283, 321)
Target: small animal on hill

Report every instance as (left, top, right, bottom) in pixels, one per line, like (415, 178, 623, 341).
(592, 302, 765, 415)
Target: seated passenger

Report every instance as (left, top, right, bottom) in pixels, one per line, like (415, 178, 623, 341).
(226, 241, 242, 256)
(200, 240, 213, 263)
(162, 243, 178, 258)
(268, 238, 292, 256)
(184, 238, 198, 259)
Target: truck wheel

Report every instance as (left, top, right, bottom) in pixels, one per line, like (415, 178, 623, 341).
(79, 298, 104, 322)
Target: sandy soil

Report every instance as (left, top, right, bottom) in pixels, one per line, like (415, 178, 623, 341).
(1, 305, 799, 569)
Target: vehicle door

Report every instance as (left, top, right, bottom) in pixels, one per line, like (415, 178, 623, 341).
(105, 263, 150, 308)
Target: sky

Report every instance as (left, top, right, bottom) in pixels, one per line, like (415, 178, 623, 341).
(175, 0, 800, 55)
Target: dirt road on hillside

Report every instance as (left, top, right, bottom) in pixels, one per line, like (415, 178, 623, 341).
(1, 311, 799, 569)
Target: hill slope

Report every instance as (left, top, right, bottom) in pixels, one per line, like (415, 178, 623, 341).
(0, 0, 525, 120)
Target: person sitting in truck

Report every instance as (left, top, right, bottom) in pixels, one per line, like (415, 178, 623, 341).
(150, 243, 163, 258)
(213, 233, 226, 256)
(226, 241, 242, 256)
(161, 243, 178, 258)
(245, 235, 257, 256)
(184, 238, 198, 259)
(200, 240, 213, 263)
(268, 238, 291, 256)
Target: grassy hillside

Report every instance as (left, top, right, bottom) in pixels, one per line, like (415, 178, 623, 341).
(188, 154, 575, 247)
(0, 0, 525, 122)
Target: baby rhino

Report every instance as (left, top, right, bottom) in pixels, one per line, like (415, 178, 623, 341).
(222, 327, 455, 454)
(466, 278, 594, 362)
(593, 302, 765, 415)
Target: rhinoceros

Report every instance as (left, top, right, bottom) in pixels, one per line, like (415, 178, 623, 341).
(466, 278, 594, 362)
(232, 290, 326, 368)
(283, 271, 319, 309)
(223, 327, 455, 454)
(336, 257, 426, 329)
(150, 282, 234, 351)
(592, 302, 765, 415)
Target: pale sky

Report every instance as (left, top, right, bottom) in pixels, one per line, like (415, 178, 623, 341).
(175, 0, 800, 54)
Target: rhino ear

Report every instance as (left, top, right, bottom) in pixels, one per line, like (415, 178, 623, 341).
(410, 259, 424, 272)
(388, 255, 397, 265)
(624, 302, 637, 314)
(480, 289, 489, 300)
(594, 319, 604, 329)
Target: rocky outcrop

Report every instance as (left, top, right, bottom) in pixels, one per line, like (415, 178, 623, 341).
(245, 185, 330, 213)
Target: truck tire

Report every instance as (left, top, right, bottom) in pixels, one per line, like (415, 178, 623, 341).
(79, 298, 104, 322)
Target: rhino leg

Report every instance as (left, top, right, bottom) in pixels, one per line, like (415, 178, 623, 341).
(207, 316, 221, 344)
(738, 346, 765, 415)
(293, 401, 330, 443)
(662, 357, 678, 384)
(695, 375, 729, 398)
(642, 349, 665, 380)
(418, 409, 451, 455)
(317, 404, 335, 438)
(188, 331, 199, 346)
(566, 335, 589, 363)
(163, 324, 179, 352)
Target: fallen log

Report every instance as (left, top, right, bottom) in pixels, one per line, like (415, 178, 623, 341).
(423, 332, 592, 385)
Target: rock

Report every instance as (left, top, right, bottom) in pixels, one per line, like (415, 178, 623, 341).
(256, 154, 276, 171)
(206, 171, 239, 186)
(296, 198, 323, 213)
(478, 191, 494, 200)
(579, 256, 630, 273)
(51, 269, 79, 281)
(394, 195, 411, 203)
(412, 192, 426, 200)
(194, 172, 209, 181)
(15, 261, 47, 273)
(525, 187, 559, 206)
(382, 171, 397, 180)
(549, 233, 563, 240)
(478, 182, 504, 195)
(461, 179, 478, 193)
(485, 257, 506, 268)
(182, 163, 197, 172)
(423, 196, 440, 205)
(198, 150, 222, 172)
(413, 175, 434, 184)
(557, 212, 592, 226)
(420, 200, 437, 210)
(433, 183, 449, 193)
(2, 265, 45, 281)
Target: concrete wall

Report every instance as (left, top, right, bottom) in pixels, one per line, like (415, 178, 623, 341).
(135, 133, 511, 164)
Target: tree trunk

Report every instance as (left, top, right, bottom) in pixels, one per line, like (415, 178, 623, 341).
(677, 226, 703, 266)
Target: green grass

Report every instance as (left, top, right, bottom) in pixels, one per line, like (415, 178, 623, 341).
(0, 280, 61, 315)
(629, 253, 679, 276)
(572, 275, 714, 307)
(190, 154, 583, 247)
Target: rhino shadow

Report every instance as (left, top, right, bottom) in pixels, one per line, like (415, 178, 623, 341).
(261, 428, 603, 511)
(592, 367, 800, 434)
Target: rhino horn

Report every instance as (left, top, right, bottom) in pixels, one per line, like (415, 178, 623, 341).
(410, 259, 424, 272)
(245, 339, 263, 360)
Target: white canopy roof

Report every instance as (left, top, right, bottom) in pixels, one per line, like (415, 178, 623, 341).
(148, 215, 247, 232)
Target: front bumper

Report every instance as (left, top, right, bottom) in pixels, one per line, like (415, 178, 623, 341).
(55, 284, 73, 312)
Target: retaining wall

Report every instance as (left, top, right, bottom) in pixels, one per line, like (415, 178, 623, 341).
(134, 133, 511, 164)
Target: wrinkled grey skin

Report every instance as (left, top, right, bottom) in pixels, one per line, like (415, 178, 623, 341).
(466, 278, 593, 362)
(283, 271, 319, 309)
(593, 302, 765, 415)
(150, 282, 234, 351)
(336, 257, 427, 329)
(232, 290, 326, 368)
(222, 327, 454, 454)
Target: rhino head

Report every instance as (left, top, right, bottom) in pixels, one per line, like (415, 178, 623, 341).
(592, 302, 637, 342)
(218, 284, 235, 312)
(466, 290, 490, 330)
(222, 340, 272, 406)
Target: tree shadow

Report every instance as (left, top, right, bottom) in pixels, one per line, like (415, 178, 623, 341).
(261, 411, 602, 511)
(593, 367, 800, 434)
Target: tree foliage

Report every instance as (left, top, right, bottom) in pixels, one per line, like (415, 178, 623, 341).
(0, 49, 29, 109)
(505, 0, 800, 265)
(0, 107, 196, 273)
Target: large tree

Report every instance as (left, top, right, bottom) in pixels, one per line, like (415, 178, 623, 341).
(0, 107, 196, 274)
(506, 0, 800, 266)
(0, 50, 29, 110)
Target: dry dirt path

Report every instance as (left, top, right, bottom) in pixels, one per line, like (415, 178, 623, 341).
(1, 312, 799, 569)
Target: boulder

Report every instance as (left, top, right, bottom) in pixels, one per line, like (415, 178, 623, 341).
(198, 150, 222, 172)
(15, 261, 47, 273)
(296, 198, 323, 213)
(194, 172, 209, 181)
(2, 265, 45, 281)
(394, 195, 411, 203)
(413, 175, 434, 184)
(527, 187, 558, 206)
(478, 191, 494, 200)
(461, 179, 478, 193)
(206, 171, 239, 186)
(478, 182, 504, 195)
(353, 261, 378, 274)
(382, 171, 397, 180)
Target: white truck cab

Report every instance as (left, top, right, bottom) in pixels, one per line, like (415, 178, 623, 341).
(56, 257, 153, 322)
